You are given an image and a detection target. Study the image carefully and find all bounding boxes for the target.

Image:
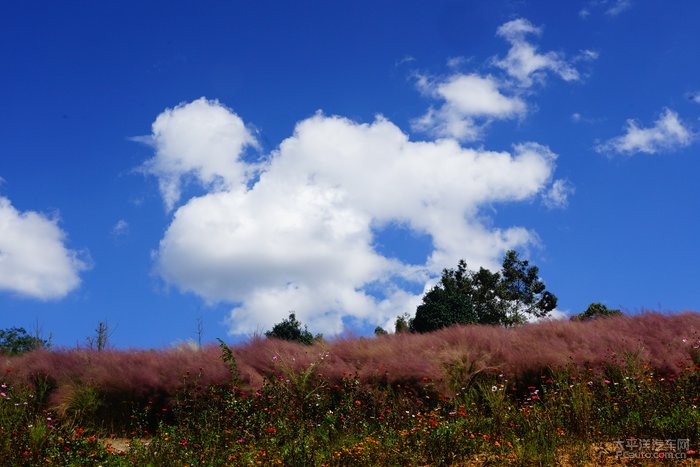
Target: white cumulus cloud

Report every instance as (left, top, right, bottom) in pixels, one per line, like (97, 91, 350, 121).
(139, 97, 259, 211)
(143, 100, 558, 335)
(596, 108, 692, 155)
(413, 74, 527, 141)
(493, 18, 581, 87)
(0, 196, 87, 299)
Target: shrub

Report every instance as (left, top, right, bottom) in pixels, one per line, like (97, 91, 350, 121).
(571, 303, 623, 321)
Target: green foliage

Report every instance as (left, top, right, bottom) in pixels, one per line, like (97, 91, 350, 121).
(216, 338, 241, 387)
(1, 356, 699, 465)
(394, 313, 411, 333)
(410, 250, 557, 332)
(0, 327, 49, 355)
(265, 312, 319, 345)
(5, 362, 700, 464)
(571, 303, 623, 321)
(373, 326, 388, 336)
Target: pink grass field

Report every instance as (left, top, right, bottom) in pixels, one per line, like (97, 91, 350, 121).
(4, 311, 699, 406)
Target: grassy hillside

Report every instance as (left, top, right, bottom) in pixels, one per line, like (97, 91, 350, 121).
(1, 312, 699, 465)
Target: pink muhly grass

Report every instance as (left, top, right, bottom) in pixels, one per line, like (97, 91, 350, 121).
(2, 311, 698, 401)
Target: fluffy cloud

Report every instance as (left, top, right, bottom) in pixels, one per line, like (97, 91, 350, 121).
(145, 100, 558, 335)
(0, 196, 87, 299)
(412, 19, 590, 141)
(493, 18, 581, 87)
(140, 97, 259, 211)
(596, 108, 692, 155)
(413, 74, 526, 141)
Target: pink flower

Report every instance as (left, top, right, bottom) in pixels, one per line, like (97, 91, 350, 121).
(604, 380, 611, 384)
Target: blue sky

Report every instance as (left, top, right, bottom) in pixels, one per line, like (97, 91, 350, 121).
(1, 0, 698, 349)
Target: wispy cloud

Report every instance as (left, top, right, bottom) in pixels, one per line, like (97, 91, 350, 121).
(606, 0, 632, 16)
(580, 0, 633, 19)
(112, 219, 129, 237)
(542, 179, 575, 209)
(596, 108, 692, 155)
(493, 18, 584, 87)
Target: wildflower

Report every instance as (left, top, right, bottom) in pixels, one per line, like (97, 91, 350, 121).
(491, 385, 498, 392)
(604, 380, 611, 384)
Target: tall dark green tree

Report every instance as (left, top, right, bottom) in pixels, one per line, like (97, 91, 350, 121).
(265, 312, 319, 345)
(499, 250, 558, 325)
(410, 250, 557, 332)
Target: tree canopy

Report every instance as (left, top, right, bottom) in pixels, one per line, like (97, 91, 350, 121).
(0, 327, 49, 355)
(571, 303, 622, 321)
(410, 250, 557, 333)
(265, 312, 319, 345)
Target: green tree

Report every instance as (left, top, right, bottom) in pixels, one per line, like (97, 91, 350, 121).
(374, 326, 388, 336)
(571, 303, 622, 321)
(0, 327, 49, 355)
(265, 312, 319, 345)
(499, 250, 558, 325)
(394, 313, 412, 333)
(410, 250, 557, 332)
